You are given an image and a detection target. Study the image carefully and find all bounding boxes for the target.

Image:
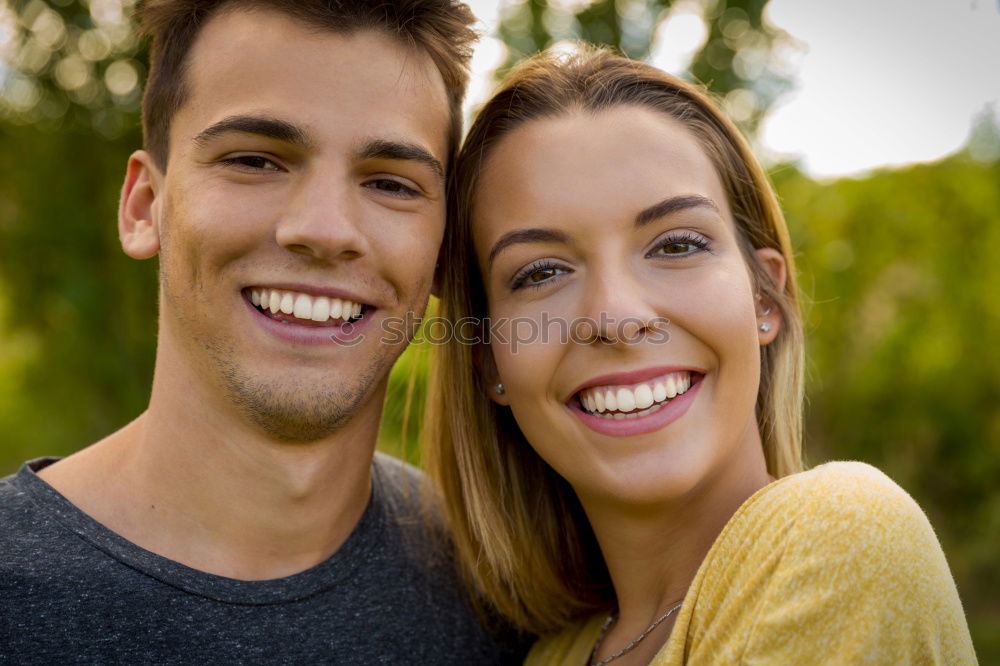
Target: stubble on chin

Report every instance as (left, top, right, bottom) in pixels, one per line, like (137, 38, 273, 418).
(216, 350, 381, 442)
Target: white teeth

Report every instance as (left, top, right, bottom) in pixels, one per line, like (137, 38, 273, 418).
(634, 384, 654, 410)
(250, 288, 368, 324)
(578, 371, 695, 416)
(293, 293, 312, 319)
(341, 301, 357, 321)
(329, 299, 343, 320)
(616, 388, 636, 412)
(311, 296, 330, 322)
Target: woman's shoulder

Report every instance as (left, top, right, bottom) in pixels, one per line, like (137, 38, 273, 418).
(682, 461, 977, 664)
(697, 460, 948, 606)
(744, 460, 927, 538)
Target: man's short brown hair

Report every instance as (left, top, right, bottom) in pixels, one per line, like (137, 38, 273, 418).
(137, 0, 478, 170)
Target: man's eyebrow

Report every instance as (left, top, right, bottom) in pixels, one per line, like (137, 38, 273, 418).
(192, 115, 312, 149)
(357, 138, 444, 184)
(488, 228, 571, 269)
(635, 194, 720, 228)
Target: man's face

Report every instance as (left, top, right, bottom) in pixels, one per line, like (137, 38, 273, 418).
(146, 10, 450, 440)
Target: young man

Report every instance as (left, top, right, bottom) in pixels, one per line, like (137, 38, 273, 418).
(0, 1, 521, 662)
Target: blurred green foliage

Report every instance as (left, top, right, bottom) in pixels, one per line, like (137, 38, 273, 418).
(1, 0, 997, 657)
(496, 0, 789, 130)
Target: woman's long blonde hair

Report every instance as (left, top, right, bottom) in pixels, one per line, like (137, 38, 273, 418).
(423, 46, 805, 635)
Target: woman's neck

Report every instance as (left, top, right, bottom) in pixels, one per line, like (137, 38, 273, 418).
(580, 425, 773, 664)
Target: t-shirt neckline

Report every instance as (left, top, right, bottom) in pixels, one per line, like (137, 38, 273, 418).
(13, 456, 385, 605)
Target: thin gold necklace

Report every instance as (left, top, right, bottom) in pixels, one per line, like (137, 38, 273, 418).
(589, 600, 684, 666)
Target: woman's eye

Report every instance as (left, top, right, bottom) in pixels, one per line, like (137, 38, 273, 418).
(222, 155, 281, 172)
(647, 234, 711, 258)
(528, 267, 560, 283)
(367, 179, 419, 198)
(659, 242, 697, 255)
(511, 263, 569, 290)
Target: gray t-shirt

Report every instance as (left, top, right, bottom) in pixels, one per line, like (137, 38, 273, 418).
(0, 454, 524, 664)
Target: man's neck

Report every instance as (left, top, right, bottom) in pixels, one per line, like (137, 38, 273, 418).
(37, 375, 384, 581)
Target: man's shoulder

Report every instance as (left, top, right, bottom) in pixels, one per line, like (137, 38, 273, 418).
(370, 451, 450, 553)
(373, 450, 424, 490)
(0, 459, 51, 529)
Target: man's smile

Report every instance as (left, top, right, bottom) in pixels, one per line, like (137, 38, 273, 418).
(245, 286, 371, 328)
(241, 284, 379, 346)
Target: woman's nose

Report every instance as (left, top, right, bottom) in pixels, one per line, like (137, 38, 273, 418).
(576, 268, 663, 346)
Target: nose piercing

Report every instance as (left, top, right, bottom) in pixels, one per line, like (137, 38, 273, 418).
(494, 383, 505, 395)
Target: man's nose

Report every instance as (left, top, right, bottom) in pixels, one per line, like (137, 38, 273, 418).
(274, 172, 369, 262)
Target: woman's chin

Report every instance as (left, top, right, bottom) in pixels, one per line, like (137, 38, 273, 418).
(555, 439, 718, 509)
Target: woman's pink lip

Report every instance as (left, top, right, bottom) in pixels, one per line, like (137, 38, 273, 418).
(568, 376, 702, 437)
(244, 295, 371, 347)
(568, 365, 706, 399)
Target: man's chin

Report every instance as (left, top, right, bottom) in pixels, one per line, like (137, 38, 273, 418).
(221, 370, 380, 444)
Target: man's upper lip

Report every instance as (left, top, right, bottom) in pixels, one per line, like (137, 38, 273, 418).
(246, 283, 377, 308)
(567, 365, 705, 400)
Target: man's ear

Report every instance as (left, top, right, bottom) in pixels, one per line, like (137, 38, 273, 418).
(472, 341, 509, 407)
(754, 247, 787, 346)
(119, 150, 163, 260)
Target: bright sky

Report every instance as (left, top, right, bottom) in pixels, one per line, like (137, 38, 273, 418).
(465, 0, 1000, 179)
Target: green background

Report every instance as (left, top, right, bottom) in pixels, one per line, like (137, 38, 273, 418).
(2, 0, 997, 657)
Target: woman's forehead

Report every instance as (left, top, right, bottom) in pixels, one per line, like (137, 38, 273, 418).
(472, 107, 732, 249)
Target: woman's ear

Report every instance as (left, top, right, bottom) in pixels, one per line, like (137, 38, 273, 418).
(473, 342, 509, 406)
(119, 150, 163, 260)
(755, 247, 787, 346)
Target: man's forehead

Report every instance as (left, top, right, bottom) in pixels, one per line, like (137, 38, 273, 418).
(171, 8, 451, 156)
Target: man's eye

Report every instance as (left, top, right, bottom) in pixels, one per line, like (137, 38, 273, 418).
(367, 179, 419, 198)
(221, 155, 281, 172)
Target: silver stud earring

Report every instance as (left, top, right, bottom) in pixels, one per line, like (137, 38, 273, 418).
(758, 299, 772, 332)
(494, 383, 505, 395)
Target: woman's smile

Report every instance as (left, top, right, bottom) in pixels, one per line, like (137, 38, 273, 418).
(566, 367, 705, 437)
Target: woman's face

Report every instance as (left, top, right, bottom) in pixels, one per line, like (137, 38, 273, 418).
(472, 106, 784, 505)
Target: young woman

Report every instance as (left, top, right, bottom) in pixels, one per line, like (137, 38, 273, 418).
(424, 48, 976, 664)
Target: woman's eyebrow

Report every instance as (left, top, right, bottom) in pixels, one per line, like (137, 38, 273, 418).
(635, 194, 719, 228)
(488, 228, 570, 269)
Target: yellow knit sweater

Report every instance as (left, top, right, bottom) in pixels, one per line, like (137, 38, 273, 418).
(526, 462, 977, 665)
